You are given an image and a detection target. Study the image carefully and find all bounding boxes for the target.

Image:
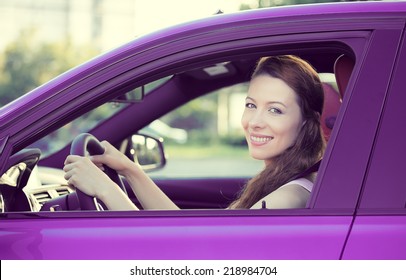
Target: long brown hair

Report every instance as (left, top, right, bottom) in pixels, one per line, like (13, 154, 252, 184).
(230, 55, 325, 209)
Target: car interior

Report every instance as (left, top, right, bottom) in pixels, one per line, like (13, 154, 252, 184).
(0, 44, 355, 213)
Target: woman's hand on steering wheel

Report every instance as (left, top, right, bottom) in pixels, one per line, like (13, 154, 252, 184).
(64, 133, 131, 210)
(63, 155, 117, 199)
(89, 140, 139, 178)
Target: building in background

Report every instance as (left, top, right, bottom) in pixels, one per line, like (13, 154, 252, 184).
(0, 0, 141, 52)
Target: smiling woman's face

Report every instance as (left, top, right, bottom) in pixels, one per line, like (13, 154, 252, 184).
(241, 75, 304, 166)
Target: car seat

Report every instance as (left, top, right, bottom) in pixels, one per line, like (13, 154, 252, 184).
(320, 54, 355, 141)
(321, 83, 341, 141)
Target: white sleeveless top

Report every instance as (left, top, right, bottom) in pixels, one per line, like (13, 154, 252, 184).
(280, 177, 314, 192)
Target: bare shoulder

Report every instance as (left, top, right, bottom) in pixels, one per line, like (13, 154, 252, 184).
(250, 183, 310, 209)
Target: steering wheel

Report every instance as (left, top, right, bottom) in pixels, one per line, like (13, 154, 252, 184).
(70, 133, 127, 210)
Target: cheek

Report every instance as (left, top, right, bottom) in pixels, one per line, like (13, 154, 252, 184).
(281, 108, 304, 139)
(284, 120, 303, 143)
(273, 118, 302, 142)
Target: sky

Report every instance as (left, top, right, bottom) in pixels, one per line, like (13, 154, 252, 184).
(133, 0, 250, 34)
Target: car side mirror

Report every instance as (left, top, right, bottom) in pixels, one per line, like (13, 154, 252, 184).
(112, 85, 144, 103)
(121, 134, 166, 172)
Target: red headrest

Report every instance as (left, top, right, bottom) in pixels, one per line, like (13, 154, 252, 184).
(321, 83, 341, 141)
(334, 54, 355, 99)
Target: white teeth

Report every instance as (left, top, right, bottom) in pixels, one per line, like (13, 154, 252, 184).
(251, 136, 272, 143)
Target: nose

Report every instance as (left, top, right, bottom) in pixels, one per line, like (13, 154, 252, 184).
(248, 110, 266, 129)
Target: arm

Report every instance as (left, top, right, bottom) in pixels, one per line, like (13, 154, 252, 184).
(64, 141, 179, 210)
(122, 166, 179, 210)
(97, 141, 179, 210)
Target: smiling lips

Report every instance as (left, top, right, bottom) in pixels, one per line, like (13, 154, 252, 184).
(249, 134, 274, 146)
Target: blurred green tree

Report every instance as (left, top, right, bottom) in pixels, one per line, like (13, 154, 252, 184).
(0, 29, 98, 106)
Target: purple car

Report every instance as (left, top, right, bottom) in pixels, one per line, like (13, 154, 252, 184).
(1, 2, 406, 260)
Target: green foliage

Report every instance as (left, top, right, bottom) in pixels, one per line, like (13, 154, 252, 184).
(159, 82, 249, 146)
(162, 93, 218, 132)
(0, 29, 98, 106)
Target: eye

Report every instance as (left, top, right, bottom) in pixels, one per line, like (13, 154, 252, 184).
(245, 103, 256, 109)
(269, 107, 282, 114)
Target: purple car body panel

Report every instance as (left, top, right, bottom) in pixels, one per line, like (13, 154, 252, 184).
(0, 213, 352, 260)
(1, 2, 406, 259)
(342, 216, 406, 260)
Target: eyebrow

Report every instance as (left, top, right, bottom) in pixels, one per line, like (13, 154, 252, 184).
(245, 97, 287, 108)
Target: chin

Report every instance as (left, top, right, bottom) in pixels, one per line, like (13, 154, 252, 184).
(249, 152, 267, 162)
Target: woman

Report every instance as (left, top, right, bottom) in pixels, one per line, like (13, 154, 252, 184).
(230, 55, 325, 209)
(63, 55, 325, 210)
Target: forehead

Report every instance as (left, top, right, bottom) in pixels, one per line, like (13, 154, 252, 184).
(248, 75, 298, 105)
